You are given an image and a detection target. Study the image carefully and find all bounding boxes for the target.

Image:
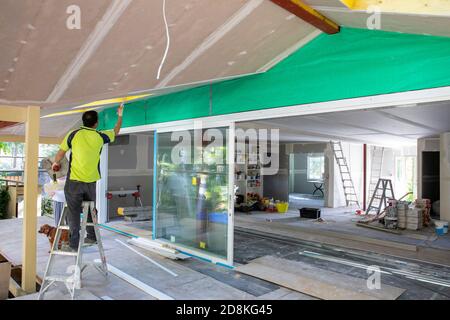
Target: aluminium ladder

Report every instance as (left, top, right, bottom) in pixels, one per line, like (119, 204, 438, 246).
(330, 141, 360, 207)
(368, 146, 385, 198)
(38, 201, 108, 300)
(366, 178, 395, 216)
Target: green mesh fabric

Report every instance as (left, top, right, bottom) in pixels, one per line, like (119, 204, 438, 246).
(99, 27, 450, 130)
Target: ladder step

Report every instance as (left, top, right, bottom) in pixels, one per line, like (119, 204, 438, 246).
(44, 275, 73, 283)
(58, 223, 95, 230)
(52, 250, 78, 256)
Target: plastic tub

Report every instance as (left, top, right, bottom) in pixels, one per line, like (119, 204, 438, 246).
(435, 221, 446, 236)
(442, 221, 448, 234)
(275, 202, 289, 214)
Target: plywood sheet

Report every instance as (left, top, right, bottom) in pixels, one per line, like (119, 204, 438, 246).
(236, 256, 405, 300)
(0, 262, 12, 300)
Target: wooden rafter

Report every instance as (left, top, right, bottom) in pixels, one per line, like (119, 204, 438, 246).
(271, 0, 340, 34)
(0, 135, 62, 145)
(0, 121, 17, 130)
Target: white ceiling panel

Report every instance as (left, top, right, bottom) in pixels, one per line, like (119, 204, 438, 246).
(381, 103, 450, 133)
(312, 7, 450, 37)
(324, 110, 434, 136)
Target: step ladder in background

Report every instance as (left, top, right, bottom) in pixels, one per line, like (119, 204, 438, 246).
(366, 178, 395, 216)
(38, 201, 108, 300)
(330, 141, 360, 208)
(368, 146, 385, 197)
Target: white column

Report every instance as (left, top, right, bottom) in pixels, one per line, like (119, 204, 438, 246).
(440, 133, 450, 222)
(96, 144, 109, 224)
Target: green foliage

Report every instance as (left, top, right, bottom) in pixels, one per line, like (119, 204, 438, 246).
(41, 197, 54, 217)
(0, 142, 9, 153)
(0, 186, 10, 219)
(406, 181, 415, 202)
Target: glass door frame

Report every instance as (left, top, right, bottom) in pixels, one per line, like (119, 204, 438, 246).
(153, 120, 235, 267)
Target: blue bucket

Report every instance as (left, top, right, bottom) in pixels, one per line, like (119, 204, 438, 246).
(435, 221, 446, 236)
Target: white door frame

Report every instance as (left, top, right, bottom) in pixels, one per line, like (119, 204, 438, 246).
(153, 121, 236, 267)
(119, 86, 450, 137)
(96, 144, 109, 224)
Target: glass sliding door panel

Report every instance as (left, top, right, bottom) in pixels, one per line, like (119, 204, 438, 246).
(155, 128, 229, 260)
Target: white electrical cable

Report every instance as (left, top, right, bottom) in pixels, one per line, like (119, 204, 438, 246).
(157, 0, 170, 80)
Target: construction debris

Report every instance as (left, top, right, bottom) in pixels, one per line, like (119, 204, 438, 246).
(236, 256, 405, 300)
(117, 206, 152, 222)
(127, 237, 190, 261)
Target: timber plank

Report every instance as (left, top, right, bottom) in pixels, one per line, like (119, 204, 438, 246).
(236, 256, 405, 300)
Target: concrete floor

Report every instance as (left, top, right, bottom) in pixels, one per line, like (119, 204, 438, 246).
(0, 216, 304, 300)
(233, 229, 450, 300)
(237, 205, 450, 251)
(2, 212, 449, 300)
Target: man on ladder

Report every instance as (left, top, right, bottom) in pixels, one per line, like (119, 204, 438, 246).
(39, 104, 124, 299)
(52, 103, 124, 251)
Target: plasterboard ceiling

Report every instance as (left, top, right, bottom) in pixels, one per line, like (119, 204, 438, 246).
(2, 0, 450, 110)
(1, 0, 450, 138)
(241, 101, 450, 146)
(0, 0, 319, 111)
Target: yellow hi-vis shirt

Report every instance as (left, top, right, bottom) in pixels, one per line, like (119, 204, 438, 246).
(60, 126, 115, 183)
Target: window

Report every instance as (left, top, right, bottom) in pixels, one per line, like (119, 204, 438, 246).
(307, 153, 325, 182)
(395, 156, 417, 201)
(0, 143, 59, 170)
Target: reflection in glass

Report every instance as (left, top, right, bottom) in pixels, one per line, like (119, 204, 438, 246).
(155, 128, 229, 259)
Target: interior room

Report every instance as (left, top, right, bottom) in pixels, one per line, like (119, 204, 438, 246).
(231, 100, 450, 262)
(104, 132, 154, 237)
(2, 0, 450, 302)
(98, 99, 450, 267)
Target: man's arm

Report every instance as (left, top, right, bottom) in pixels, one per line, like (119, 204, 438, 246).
(52, 149, 67, 171)
(114, 102, 124, 136)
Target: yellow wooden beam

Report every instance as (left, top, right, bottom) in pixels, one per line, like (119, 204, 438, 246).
(0, 105, 27, 123)
(340, 0, 356, 8)
(22, 106, 40, 293)
(343, 0, 450, 15)
(0, 134, 62, 145)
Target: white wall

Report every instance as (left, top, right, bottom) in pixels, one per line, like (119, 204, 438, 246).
(330, 142, 364, 208)
(377, 145, 417, 200)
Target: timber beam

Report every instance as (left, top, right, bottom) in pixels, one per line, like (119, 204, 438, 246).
(0, 135, 62, 145)
(271, 0, 340, 34)
(0, 106, 27, 122)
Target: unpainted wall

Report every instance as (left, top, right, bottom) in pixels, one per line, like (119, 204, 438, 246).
(107, 134, 154, 220)
(289, 143, 327, 195)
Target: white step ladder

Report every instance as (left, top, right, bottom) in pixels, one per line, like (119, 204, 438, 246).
(368, 146, 385, 197)
(38, 201, 108, 300)
(331, 141, 360, 207)
(366, 178, 395, 216)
